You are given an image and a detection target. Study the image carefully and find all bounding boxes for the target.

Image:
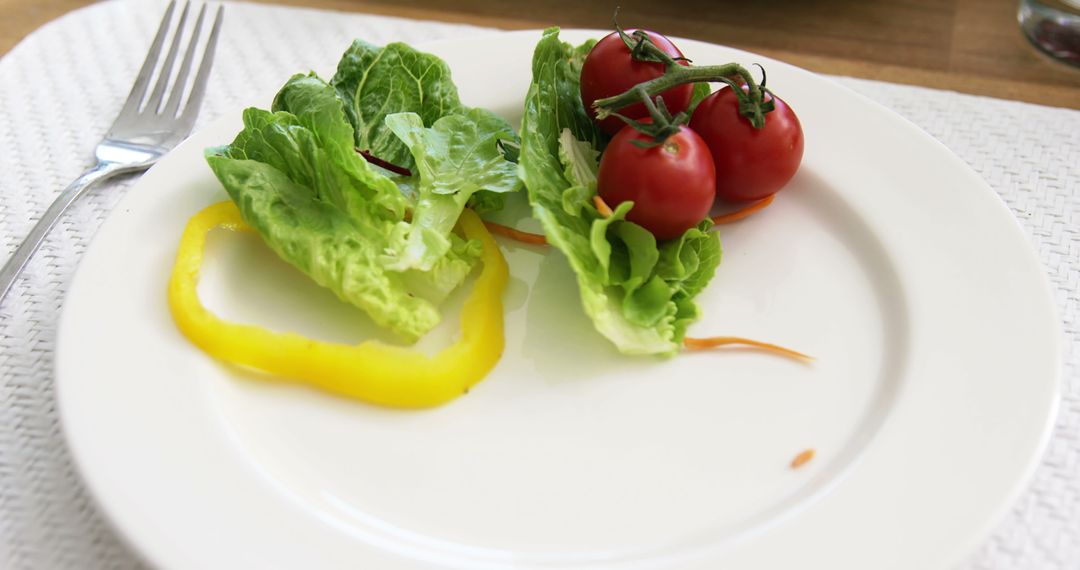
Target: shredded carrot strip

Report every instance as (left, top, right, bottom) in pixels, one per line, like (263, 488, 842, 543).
(482, 221, 548, 246)
(790, 448, 816, 469)
(593, 195, 613, 218)
(711, 194, 775, 225)
(683, 335, 812, 361)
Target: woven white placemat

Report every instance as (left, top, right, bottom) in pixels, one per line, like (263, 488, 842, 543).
(0, 1, 1076, 568)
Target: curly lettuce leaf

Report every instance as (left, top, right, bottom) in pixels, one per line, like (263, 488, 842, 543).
(383, 108, 520, 272)
(467, 189, 508, 214)
(558, 127, 599, 189)
(470, 120, 523, 214)
(270, 72, 407, 219)
(330, 40, 465, 170)
(688, 81, 712, 115)
(519, 28, 721, 355)
(205, 39, 520, 343)
(206, 107, 441, 342)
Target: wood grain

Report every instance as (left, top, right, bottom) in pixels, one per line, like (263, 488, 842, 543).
(2, 0, 1078, 108)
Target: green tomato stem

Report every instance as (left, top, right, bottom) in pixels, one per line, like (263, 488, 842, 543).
(593, 63, 768, 129)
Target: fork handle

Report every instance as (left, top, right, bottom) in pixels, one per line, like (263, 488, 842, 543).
(0, 162, 128, 302)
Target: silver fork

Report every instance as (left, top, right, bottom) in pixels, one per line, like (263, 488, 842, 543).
(0, 1, 223, 301)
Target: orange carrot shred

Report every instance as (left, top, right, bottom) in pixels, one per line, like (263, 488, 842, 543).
(711, 194, 775, 225)
(683, 335, 812, 362)
(593, 195, 613, 218)
(482, 221, 548, 246)
(790, 448, 816, 469)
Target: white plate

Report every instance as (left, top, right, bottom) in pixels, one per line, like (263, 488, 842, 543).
(56, 30, 1060, 569)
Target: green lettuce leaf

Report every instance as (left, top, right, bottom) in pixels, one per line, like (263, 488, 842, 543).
(383, 108, 520, 272)
(330, 40, 465, 170)
(688, 81, 712, 115)
(269, 72, 407, 219)
(206, 41, 519, 343)
(558, 127, 599, 189)
(206, 106, 441, 342)
(518, 28, 722, 355)
(467, 190, 508, 214)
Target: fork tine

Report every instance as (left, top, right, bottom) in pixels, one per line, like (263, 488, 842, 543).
(145, 1, 191, 114)
(162, 4, 207, 118)
(117, 0, 176, 117)
(179, 6, 223, 127)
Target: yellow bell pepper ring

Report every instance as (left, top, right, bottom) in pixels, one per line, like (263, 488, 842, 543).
(167, 201, 509, 408)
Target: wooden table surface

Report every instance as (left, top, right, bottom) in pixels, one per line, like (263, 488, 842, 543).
(2, 0, 1079, 109)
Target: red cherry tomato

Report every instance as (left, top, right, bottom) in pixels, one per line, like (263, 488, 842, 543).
(688, 87, 804, 202)
(597, 125, 716, 241)
(580, 30, 693, 136)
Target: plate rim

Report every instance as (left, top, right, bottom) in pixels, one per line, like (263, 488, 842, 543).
(55, 27, 1062, 570)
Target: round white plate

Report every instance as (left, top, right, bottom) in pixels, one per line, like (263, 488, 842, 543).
(57, 30, 1060, 570)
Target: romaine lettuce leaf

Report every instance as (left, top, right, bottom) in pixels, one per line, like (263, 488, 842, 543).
(466, 189, 508, 214)
(558, 128, 599, 188)
(329, 38, 522, 236)
(206, 41, 519, 343)
(384, 108, 521, 272)
(688, 81, 712, 115)
(270, 72, 407, 219)
(206, 107, 442, 342)
(330, 40, 465, 171)
(519, 28, 722, 355)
